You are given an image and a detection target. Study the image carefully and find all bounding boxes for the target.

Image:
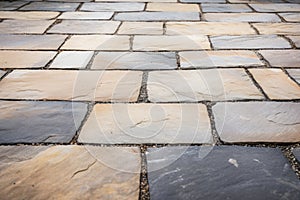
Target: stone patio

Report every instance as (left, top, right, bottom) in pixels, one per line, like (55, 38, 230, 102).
(0, 0, 299, 199)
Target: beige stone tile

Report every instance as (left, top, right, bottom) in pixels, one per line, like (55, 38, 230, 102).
(250, 68, 300, 99)
(0, 11, 59, 20)
(166, 22, 256, 35)
(148, 69, 264, 102)
(0, 70, 142, 101)
(250, 3, 300, 12)
(253, 23, 300, 35)
(279, 13, 300, 22)
(146, 3, 200, 12)
(179, 50, 263, 68)
(287, 69, 300, 84)
(0, 20, 54, 34)
(133, 35, 210, 50)
(0, 146, 140, 199)
(79, 103, 212, 144)
(287, 36, 300, 48)
(0, 51, 56, 69)
(259, 50, 300, 67)
(203, 13, 281, 22)
(50, 51, 94, 69)
(81, 2, 145, 12)
(58, 12, 113, 19)
(62, 35, 130, 50)
(118, 22, 163, 35)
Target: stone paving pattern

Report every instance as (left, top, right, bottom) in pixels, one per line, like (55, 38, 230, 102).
(0, 0, 299, 199)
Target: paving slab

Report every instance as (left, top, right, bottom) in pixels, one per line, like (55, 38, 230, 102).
(253, 23, 300, 35)
(293, 148, 300, 162)
(181, 0, 225, 2)
(201, 4, 252, 12)
(81, 2, 145, 12)
(96, 0, 176, 1)
(115, 12, 200, 21)
(287, 69, 300, 84)
(0, 20, 54, 34)
(118, 22, 163, 35)
(0, 1, 28, 10)
(20, 2, 80, 11)
(203, 13, 281, 22)
(279, 13, 300, 22)
(229, 0, 285, 2)
(58, 12, 113, 20)
(0, 11, 59, 20)
(259, 50, 300, 67)
(250, 3, 300, 12)
(146, 3, 200, 12)
(50, 51, 94, 69)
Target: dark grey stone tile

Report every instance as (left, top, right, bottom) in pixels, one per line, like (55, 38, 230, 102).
(0, 1, 27, 11)
(20, 2, 79, 11)
(114, 12, 200, 21)
(292, 148, 300, 162)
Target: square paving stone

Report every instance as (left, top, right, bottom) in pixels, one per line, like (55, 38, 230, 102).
(0, 101, 87, 143)
(20, 2, 80, 11)
(78, 103, 212, 144)
(260, 50, 300, 67)
(0, 1, 27, 10)
(293, 148, 300, 162)
(0, 70, 142, 101)
(250, 3, 300, 12)
(58, 12, 113, 20)
(203, 13, 281, 22)
(287, 36, 300, 48)
(201, 4, 252, 12)
(50, 51, 93, 69)
(0, 11, 60, 20)
(253, 23, 300, 35)
(146, 3, 200, 12)
(249, 68, 300, 99)
(0, 146, 140, 199)
(279, 13, 300, 22)
(91, 52, 177, 70)
(118, 22, 163, 35)
(147, 146, 300, 200)
(114, 12, 200, 21)
(81, 2, 145, 11)
(147, 69, 264, 102)
(287, 69, 300, 84)
(0, 20, 54, 34)
(213, 102, 300, 143)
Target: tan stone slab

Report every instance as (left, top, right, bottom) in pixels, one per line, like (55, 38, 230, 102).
(253, 23, 300, 35)
(250, 3, 300, 12)
(50, 51, 94, 69)
(179, 50, 263, 68)
(0, 70, 142, 101)
(287, 69, 300, 84)
(133, 35, 210, 51)
(166, 22, 256, 35)
(0, 51, 56, 69)
(0, 11, 59, 20)
(213, 102, 300, 143)
(279, 13, 300, 22)
(250, 68, 300, 99)
(148, 69, 264, 102)
(79, 103, 212, 144)
(259, 50, 300, 67)
(0, 20, 54, 34)
(81, 2, 145, 12)
(118, 22, 163, 35)
(203, 13, 281, 22)
(58, 12, 113, 19)
(146, 3, 200, 12)
(0, 146, 140, 199)
(287, 36, 300, 48)
(62, 35, 130, 50)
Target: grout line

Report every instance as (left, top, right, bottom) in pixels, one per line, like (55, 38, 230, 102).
(137, 72, 149, 103)
(76, 2, 84, 11)
(205, 102, 222, 145)
(139, 145, 150, 200)
(281, 35, 297, 49)
(281, 145, 300, 179)
(16, 1, 31, 11)
(175, 52, 181, 70)
(85, 51, 98, 70)
(282, 68, 300, 87)
(249, 23, 260, 35)
(43, 19, 62, 35)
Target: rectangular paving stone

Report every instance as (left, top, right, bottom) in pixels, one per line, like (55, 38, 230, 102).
(253, 23, 300, 35)
(133, 35, 210, 51)
(292, 148, 300, 163)
(249, 68, 300, 99)
(148, 69, 264, 102)
(287, 69, 300, 84)
(0, 1, 28, 11)
(79, 103, 212, 144)
(180, 0, 225, 2)
(213, 102, 300, 143)
(0, 35, 67, 50)
(0, 11, 60, 20)
(96, 0, 176, 1)
(0, 70, 142, 101)
(0, 20, 54, 34)
(81, 3, 145, 12)
(0, 51, 56, 69)
(147, 146, 300, 200)
(0, 101, 87, 143)
(118, 22, 163, 35)
(48, 20, 120, 34)
(250, 3, 300, 12)
(0, 146, 140, 199)
(203, 13, 281, 22)
(287, 36, 300, 48)
(259, 50, 300, 67)
(20, 2, 80, 11)
(58, 12, 113, 20)
(114, 12, 200, 21)
(146, 3, 200, 12)
(62, 35, 130, 50)
(279, 13, 300, 22)
(179, 50, 263, 68)
(91, 52, 177, 70)
(201, 4, 252, 12)
(50, 51, 94, 69)
(229, 0, 284, 2)
(211, 35, 291, 49)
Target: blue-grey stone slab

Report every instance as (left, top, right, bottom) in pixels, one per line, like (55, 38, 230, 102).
(293, 148, 300, 162)
(201, 4, 252, 13)
(20, 2, 80, 11)
(0, 1, 27, 11)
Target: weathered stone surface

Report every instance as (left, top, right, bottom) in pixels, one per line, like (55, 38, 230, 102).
(201, 4, 252, 12)
(293, 148, 300, 162)
(96, 0, 176, 1)
(0, 51, 56, 69)
(58, 12, 113, 19)
(279, 13, 300, 22)
(148, 69, 263, 102)
(213, 102, 300, 143)
(287, 69, 300, 84)
(0, 20, 54, 34)
(250, 68, 300, 99)
(0, 146, 141, 199)
(166, 22, 256, 35)
(0, 70, 142, 101)
(287, 36, 300, 48)
(79, 103, 212, 144)
(48, 20, 120, 34)
(211, 35, 291, 49)
(0, 1, 27, 10)
(0, 11, 60, 20)
(133, 35, 210, 50)
(0, 35, 67, 50)
(253, 23, 300, 35)
(114, 12, 200, 21)
(181, 0, 225, 2)
(179, 50, 263, 68)
(0, 101, 87, 143)
(259, 50, 300, 67)
(0, 70, 6, 78)
(20, 2, 79, 11)
(62, 35, 130, 50)
(204, 13, 281, 22)
(91, 52, 177, 70)
(230, 0, 284, 2)
(146, 3, 200, 12)
(50, 51, 93, 69)
(250, 3, 300, 12)
(118, 22, 163, 35)
(81, 2, 145, 11)
(147, 146, 300, 200)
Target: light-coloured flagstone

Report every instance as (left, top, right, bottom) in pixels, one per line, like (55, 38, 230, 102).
(118, 22, 163, 35)
(146, 3, 200, 12)
(50, 51, 94, 69)
(287, 36, 300, 48)
(96, 0, 176, 1)
(81, 2, 145, 12)
(0, 11, 59, 20)
(250, 3, 300, 12)
(253, 23, 300, 35)
(203, 13, 281, 22)
(58, 12, 113, 20)
(0, 20, 54, 34)
(20, 2, 80, 11)
(114, 12, 200, 21)
(279, 13, 300, 22)
(181, 0, 225, 2)
(259, 50, 300, 67)
(229, 0, 284, 2)
(201, 4, 252, 12)
(287, 69, 300, 85)
(0, 1, 27, 11)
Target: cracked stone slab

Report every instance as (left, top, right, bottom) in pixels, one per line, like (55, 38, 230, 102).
(81, 2, 145, 11)
(50, 51, 94, 69)
(293, 148, 300, 162)
(0, 101, 87, 143)
(118, 22, 163, 35)
(58, 12, 114, 20)
(114, 12, 200, 21)
(146, 3, 200, 12)
(0, 20, 55, 34)
(260, 50, 300, 68)
(147, 146, 300, 200)
(287, 69, 300, 84)
(148, 69, 264, 102)
(250, 3, 300, 12)
(0, 145, 140, 199)
(203, 13, 281, 22)
(253, 23, 300, 35)
(79, 103, 212, 144)
(0, 70, 142, 101)
(287, 36, 300, 48)
(279, 13, 300, 22)
(91, 52, 177, 70)
(201, 4, 252, 12)
(0, 11, 60, 20)
(20, 2, 80, 11)
(0, 1, 28, 10)
(213, 102, 300, 143)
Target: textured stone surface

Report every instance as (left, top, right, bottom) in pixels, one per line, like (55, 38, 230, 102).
(201, 4, 252, 12)
(0, 146, 141, 199)
(181, 0, 225, 2)
(288, 36, 300, 48)
(0, 11, 60, 20)
(0, 70, 6, 78)
(213, 102, 300, 143)
(146, 3, 199, 12)
(250, 68, 300, 99)
(0, 20, 54, 34)
(287, 69, 300, 84)
(279, 13, 300, 22)
(260, 50, 300, 67)
(250, 3, 300, 12)
(179, 50, 263, 68)
(0, 51, 56, 69)
(0, 70, 142, 101)
(20, 2, 79, 11)
(293, 148, 300, 162)
(0, 101, 87, 143)
(0, 1, 28, 10)
(204, 13, 281, 22)
(253, 23, 300, 35)
(79, 104, 212, 144)
(148, 69, 263, 102)
(118, 22, 163, 35)
(58, 12, 113, 19)
(91, 52, 177, 70)
(114, 12, 200, 21)
(147, 146, 300, 200)
(81, 2, 145, 11)
(50, 51, 93, 69)
(211, 35, 291, 49)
